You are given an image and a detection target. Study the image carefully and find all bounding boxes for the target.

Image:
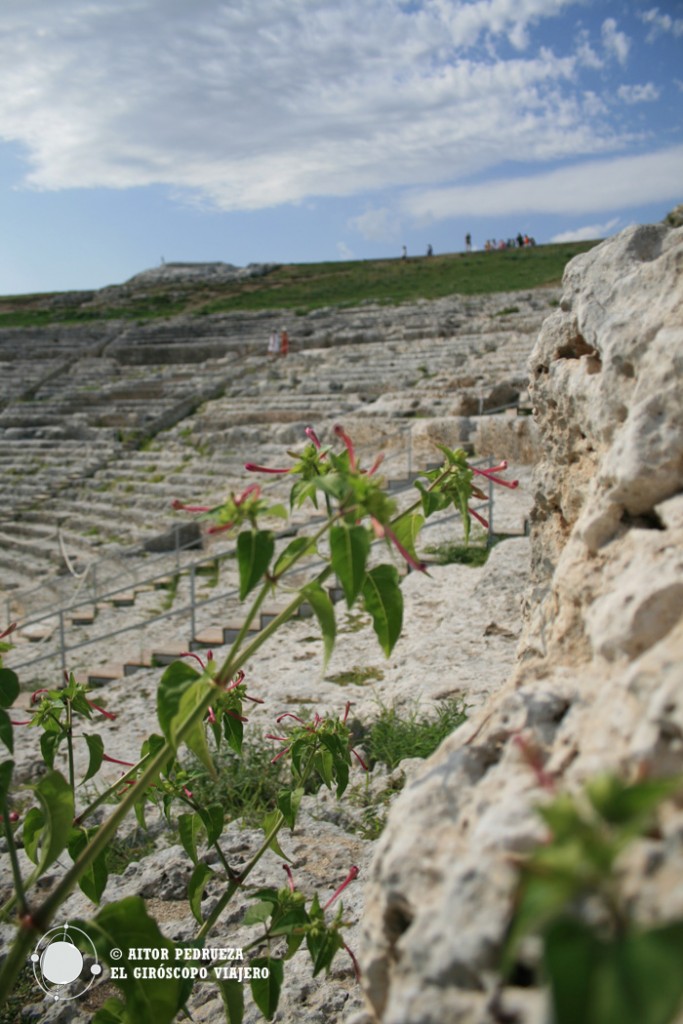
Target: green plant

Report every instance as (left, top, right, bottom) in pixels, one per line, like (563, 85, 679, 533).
(0, 429, 516, 1022)
(158, 572, 181, 611)
(186, 734, 287, 826)
(423, 539, 490, 566)
(326, 665, 384, 687)
(365, 698, 468, 770)
(503, 767, 683, 1024)
(105, 829, 157, 875)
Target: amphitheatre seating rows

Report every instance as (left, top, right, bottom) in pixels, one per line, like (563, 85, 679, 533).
(1, 289, 556, 602)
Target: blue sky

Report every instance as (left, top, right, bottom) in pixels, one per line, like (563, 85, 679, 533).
(0, 0, 681, 295)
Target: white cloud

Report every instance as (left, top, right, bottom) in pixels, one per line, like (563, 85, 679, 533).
(550, 217, 620, 242)
(337, 242, 354, 260)
(0, 0, 597, 213)
(617, 83, 660, 104)
(639, 7, 683, 42)
(576, 32, 604, 70)
(402, 145, 683, 220)
(349, 207, 400, 243)
(602, 18, 630, 65)
(0, 0, 668, 221)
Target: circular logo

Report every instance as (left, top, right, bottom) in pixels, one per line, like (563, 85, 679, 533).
(31, 923, 102, 1002)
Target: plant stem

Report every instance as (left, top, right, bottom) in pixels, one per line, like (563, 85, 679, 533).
(65, 699, 75, 796)
(73, 753, 151, 826)
(196, 811, 286, 941)
(1, 797, 27, 919)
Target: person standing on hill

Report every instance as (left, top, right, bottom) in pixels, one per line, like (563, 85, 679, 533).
(465, 232, 472, 252)
(280, 326, 289, 357)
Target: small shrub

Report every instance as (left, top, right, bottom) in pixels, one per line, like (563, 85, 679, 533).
(424, 540, 490, 566)
(186, 735, 287, 825)
(365, 699, 468, 770)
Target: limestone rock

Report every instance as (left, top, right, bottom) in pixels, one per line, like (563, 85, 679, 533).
(359, 217, 683, 1023)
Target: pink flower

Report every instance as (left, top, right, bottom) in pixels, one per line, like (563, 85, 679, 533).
(233, 484, 261, 505)
(344, 941, 361, 981)
(172, 499, 212, 512)
(86, 700, 117, 721)
(102, 753, 135, 767)
(333, 424, 357, 471)
(283, 863, 296, 892)
(471, 461, 519, 490)
(180, 651, 212, 671)
(304, 426, 322, 449)
(513, 733, 555, 791)
(324, 865, 360, 910)
(468, 507, 489, 529)
(350, 748, 368, 771)
(244, 462, 290, 474)
(371, 518, 427, 573)
(365, 453, 385, 477)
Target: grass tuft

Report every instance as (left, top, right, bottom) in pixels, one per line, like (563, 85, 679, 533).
(365, 698, 468, 771)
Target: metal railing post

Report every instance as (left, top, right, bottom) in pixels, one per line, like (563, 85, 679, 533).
(59, 609, 67, 678)
(486, 456, 494, 548)
(190, 565, 196, 643)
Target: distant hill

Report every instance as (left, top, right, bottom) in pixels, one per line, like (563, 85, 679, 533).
(0, 240, 600, 328)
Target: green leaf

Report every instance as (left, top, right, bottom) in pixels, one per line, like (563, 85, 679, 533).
(330, 524, 371, 607)
(249, 957, 284, 1020)
(262, 809, 290, 860)
(82, 733, 105, 784)
(237, 529, 274, 600)
(502, 871, 578, 976)
(216, 977, 244, 1024)
(157, 660, 200, 748)
(586, 774, 683, 829)
(27, 771, 74, 876)
(68, 828, 109, 904)
(273, 536, 316, 577)
(174, 679, 215, 775)
(391, 512, 425, 564)
(414, 480, 448, 518)
(314, 748, 335, 790)
(0, 710, 12, 754)
(361, 564, 404, 656)
(222, 710, 244, 755)
(86, 897, 190, 1022)
(242, 900, 275, 926)
(277, 787, 304, 830)
(22, 807, 45, 865)
(0, 759, 13, 802)
(301, 581, 336, 669)
(178, 812, 204, 865)
(0, 668, 19, 709)
(40, 729, 62, 769)
(198, 802, 225, 845)
(188, 862, 214, 924)
(91, 997, 126, 1024)
(544, 918, 683, 1024)
(306, 925, 345, 976)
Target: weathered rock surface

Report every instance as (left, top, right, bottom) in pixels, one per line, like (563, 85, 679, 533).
(360, 218, 683, 1023)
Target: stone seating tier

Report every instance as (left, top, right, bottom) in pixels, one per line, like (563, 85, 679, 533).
(0, 288, 557, 596)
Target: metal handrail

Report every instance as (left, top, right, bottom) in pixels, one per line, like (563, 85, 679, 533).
(7, 460, 494, 680)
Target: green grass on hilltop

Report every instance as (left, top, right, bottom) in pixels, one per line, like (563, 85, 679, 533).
(0, 240, 599, 327)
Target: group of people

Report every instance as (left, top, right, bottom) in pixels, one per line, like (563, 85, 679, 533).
(267, 327, 289, 358)
(482, 233, 536, 252)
